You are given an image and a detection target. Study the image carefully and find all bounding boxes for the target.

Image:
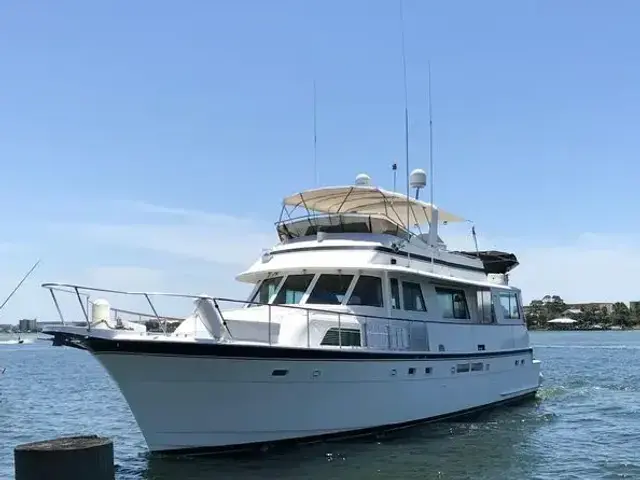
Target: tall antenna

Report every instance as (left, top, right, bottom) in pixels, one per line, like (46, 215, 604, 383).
(399, 0, 410, 232)
(313, 80, 318, 186)
(428, 61, 434, 208)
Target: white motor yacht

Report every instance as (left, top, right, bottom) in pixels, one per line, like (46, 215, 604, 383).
(42, 171, 542, 454)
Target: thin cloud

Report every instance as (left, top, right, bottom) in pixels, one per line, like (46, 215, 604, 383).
(5, 200, 640, 322)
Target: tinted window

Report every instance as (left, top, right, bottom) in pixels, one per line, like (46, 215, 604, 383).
(402, 281, 426, 311)
(435, 287, 469, 319)
(320, 328, 361, 346)
(307, 274, 354, 305)
(499, 292, 521, 319)
(347, 275, 383, 307)
(390, 278, 401, 309)
(272, 275, 314, 305)
(251, 276, 282, 305)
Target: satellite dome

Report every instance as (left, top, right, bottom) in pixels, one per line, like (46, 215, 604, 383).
(355, 173, 372, 186)
(409, 169, 427, 190)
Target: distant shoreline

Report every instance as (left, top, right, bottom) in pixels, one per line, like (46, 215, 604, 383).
(529, 326, 640, 332)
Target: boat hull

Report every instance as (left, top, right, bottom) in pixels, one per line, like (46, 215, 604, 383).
(88, 340, 541, 453)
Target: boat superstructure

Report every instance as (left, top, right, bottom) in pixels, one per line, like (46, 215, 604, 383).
(42, 174, 541, 454)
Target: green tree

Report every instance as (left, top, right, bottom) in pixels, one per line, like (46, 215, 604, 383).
(546, 297, 567, 319)
(629, 302, 640, 327)
(580, 304, 606, 328)
(525, 300, 548, 328)
(611, 302, 631, 328)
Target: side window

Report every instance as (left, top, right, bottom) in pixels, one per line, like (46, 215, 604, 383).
(272, 274, 314, 305)
(306, 274, 354, 305)
(250, 276, 282, 306)
(390, 278, 401, 309)
(320, 328, 361, 346)
(402, 281, 426, 312)
(347, 275, 384, 307)
(499, 292, 521, 320)
(476, 289, 495, 323)
(435, 287, 470, 319)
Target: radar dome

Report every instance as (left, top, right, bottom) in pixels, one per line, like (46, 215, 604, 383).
(409, 169, 427, 190)
(355, 173, 372, 186)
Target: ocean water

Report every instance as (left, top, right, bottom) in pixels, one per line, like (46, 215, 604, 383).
(2, 331, 640, 479)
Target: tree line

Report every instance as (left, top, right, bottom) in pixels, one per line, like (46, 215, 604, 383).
(525, 296, 640, 329)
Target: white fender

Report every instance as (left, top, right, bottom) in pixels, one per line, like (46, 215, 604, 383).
(193, 297, 228, 341)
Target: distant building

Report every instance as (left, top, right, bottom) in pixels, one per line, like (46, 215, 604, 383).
(18, 318, 37, 332)
(38, 320, 87, 328)
(547, 318, 577, 330)
(565, 302, 615, 314)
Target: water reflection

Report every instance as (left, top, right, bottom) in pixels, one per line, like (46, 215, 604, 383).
(142, 399, 546, 480)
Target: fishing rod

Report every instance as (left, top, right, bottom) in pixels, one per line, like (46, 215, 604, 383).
(0, 259, 41, 312)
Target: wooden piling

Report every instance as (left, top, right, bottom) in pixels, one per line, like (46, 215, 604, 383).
(14, 435, 114, 480)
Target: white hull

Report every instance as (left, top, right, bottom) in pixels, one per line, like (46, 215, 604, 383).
(95, 347, 540, 452)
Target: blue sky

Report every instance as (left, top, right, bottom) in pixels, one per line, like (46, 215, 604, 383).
(1, 0, 639, 323)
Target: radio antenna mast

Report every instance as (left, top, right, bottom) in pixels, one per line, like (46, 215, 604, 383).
(428, 61, 434, 209)
(399, 0, 411, 232)
(313, 80, 318, 186)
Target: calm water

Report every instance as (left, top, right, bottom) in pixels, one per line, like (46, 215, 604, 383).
(2, 331, 640, 479)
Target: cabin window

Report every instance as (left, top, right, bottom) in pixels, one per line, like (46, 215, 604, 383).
(402, 281, 426, 312)
(390, 278, 401, 309)
(471, 362, 484, 372)
(499, 292, 521, 320)
(347, 275, 384, 307)
(435, 287, 470, 319)
(306, 274, 354, 305)
(456, 363, 470, 373)
(251, 276, 282, 305)
(272, 274, 314, 305)
(320, 328, 361, 346)
(476, 290, 495, 323)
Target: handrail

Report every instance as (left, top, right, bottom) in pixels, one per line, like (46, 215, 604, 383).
(41, 283, 216, 301)
(41, 282, 519, 330)
(41, 281, 528, 352)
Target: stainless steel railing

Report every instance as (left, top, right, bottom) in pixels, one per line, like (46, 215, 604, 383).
(41, 282, 432, 351)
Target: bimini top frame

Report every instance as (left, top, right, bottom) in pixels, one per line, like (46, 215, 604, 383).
(280, 185, 465, 230)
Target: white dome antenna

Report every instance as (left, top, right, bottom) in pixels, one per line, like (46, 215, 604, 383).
(409, 168, 427, 199)
(355, 173, 371, 186)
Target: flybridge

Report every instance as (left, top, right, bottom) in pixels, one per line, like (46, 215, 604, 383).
(280, 184, 465, 228)
(276, 172, 466, 248)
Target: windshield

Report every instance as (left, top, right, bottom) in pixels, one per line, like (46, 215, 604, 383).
(272, 275, 315, 305)
(250, 276, 282, 306)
